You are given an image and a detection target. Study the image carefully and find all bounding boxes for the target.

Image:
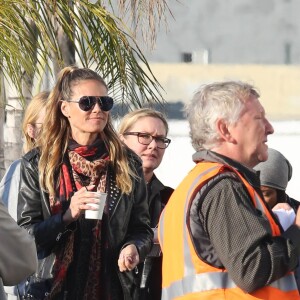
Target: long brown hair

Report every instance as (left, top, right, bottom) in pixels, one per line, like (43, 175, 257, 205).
(37, 66, 135, 196)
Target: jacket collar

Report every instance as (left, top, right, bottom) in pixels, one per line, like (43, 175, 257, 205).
(192, 150, 261, 189)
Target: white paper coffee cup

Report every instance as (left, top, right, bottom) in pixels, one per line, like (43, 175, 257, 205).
(85, 192, 107, 220)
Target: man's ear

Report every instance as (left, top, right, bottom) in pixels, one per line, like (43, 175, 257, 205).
(60, 101, 70, 118)
(216, 118, 235, 143)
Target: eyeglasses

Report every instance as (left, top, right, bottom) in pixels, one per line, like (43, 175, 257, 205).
(123, 132, 171, 149)
(67, 96, 114, 112)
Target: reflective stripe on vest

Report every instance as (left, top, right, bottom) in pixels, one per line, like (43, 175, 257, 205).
(159, 162, 298, 300)
(162, 272, 298, 299)
(184, 165, 220, 277)
(159, 165, 218, 250)
(162, 272, 236, 299)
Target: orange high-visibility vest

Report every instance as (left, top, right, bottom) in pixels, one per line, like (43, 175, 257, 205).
(159, 162, 300, 300)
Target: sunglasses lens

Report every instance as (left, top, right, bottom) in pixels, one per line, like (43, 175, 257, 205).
(99, 96, 114, 111)
(78, 96, 114, 112)
(78, 96, 95, 111)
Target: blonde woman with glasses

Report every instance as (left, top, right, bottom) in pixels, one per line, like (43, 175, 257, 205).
(119, 108, 173, 300)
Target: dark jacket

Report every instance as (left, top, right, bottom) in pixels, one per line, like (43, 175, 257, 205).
(140, 175, 173, 300)
(17, 148, 153, 300)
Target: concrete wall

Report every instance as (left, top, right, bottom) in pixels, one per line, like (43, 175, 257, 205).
(146, 63, 300, 120)
(144, 0, 300, 64)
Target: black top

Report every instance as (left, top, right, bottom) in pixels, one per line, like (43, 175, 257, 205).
(140, 174, 173, 300)
(147, 174, 173, 227)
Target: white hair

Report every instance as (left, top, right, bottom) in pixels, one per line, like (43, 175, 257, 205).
(185, 81, 260, 150)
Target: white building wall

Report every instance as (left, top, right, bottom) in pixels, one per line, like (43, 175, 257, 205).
(144, 0, 300, 64)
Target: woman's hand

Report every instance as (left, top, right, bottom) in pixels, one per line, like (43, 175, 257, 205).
(62, 185, 99, 224)
(118, 244, 139, 272)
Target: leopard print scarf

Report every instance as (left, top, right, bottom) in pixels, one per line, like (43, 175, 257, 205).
(48, 139, 109, 299)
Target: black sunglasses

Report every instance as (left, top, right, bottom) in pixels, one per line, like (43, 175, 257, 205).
(67, 96, 114, 112)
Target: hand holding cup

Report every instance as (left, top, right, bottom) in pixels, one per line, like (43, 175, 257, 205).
(85, 192, 107, 220)
(63, 186, 106, 224)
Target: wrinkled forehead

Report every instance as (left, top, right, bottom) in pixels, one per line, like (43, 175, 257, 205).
(240, 94, 264, 114)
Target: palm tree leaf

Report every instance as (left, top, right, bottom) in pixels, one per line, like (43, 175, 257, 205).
(1, 0, 170, 107)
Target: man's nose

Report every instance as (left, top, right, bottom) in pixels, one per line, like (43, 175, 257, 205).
(265, 119, 274, 135)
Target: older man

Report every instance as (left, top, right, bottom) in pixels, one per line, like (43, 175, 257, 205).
(159, 81, 300, 299)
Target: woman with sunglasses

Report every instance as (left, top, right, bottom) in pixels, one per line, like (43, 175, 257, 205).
(17, 66, 152, 300)
(119, 108, 173, 300)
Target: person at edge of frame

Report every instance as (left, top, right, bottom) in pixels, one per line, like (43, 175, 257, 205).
(158, 81, 300, 300)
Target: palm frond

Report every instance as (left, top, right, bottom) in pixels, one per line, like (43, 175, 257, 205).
(106, 0, 173, 49)
(1, 0, 171, 108)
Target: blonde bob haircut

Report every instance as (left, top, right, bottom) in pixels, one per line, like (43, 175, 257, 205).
(118, 108, 169, 136)
(22, 91, 49, 153)
(37, 65, 135, 196)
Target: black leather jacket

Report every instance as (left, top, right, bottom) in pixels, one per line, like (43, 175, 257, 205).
(139, 175, 173, 300)
(17, 148, 153, 300)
